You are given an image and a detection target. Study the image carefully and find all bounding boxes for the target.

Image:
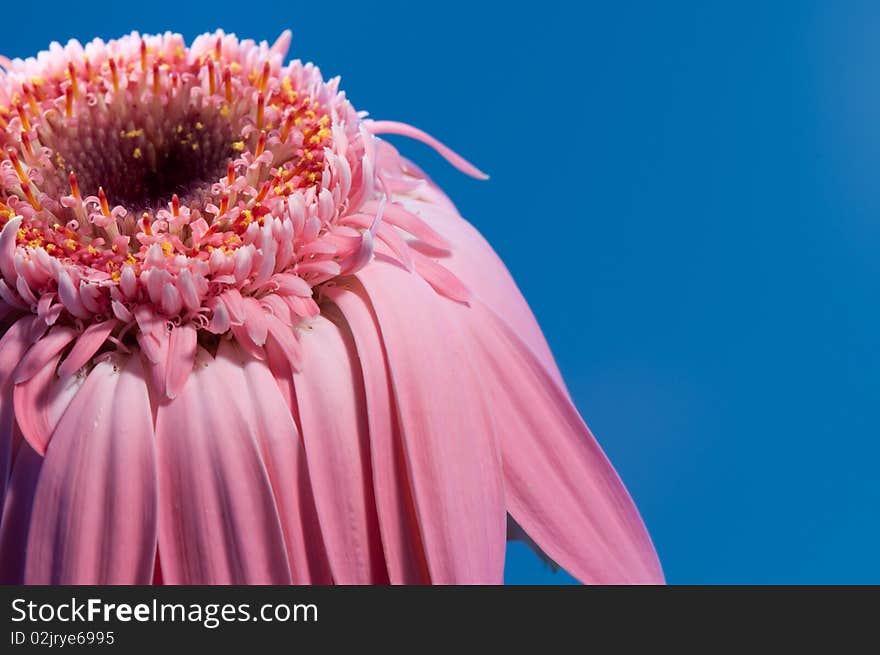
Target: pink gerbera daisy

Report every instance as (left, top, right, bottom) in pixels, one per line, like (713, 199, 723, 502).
(0, 30, 663, 585)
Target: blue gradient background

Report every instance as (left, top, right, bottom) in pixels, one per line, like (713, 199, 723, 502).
(5, 1, 879, 583)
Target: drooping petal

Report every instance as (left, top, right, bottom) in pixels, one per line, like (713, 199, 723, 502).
(471, 304, 664, 584)
(155, 347, 291, 584)
(13, 353, 84, 455)
(24, 355, 158, 584)
(367, 121, 489, 179)
(57, 319, 116, 381)
(357, 261, 506, 583)
(293, 312, 387, 584)
(327, 283, 429, 583)
(396, 190, 566, 388)
(13, 326, 76, 384)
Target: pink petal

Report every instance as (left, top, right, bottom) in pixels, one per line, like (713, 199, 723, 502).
(264, 336, 333, 583)
(13, 326, 76, 384)
(155, 348, 291, 584)
(471, 304, 664, 584)
(137, 329, 169, 396)
(13, 353, 84, 455)
(293, 313, 387, 584)
(399, 192, 566, 388)
(24, 355, 158, 583)
(57, 319, 117, 381)
(217, 341, 332, 584)
(367, 121, 489, 180)
(365, 200, 450, 252)
(164, 323, 197, 399)
(0, 216, 22, 285)
(410, 249, 471, 303)
(327, 283, 429, 583)
(357, 261, 506, 583)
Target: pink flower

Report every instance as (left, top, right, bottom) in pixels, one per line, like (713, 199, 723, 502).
(0, 30, 662, 584)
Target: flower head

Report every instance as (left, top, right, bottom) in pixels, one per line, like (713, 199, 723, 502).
(0, 30, 662, 585)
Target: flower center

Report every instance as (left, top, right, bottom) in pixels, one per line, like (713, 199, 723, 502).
(0, 33, 348, 285)
(0, 31, 374, 332)
(46, 101, 237, 211)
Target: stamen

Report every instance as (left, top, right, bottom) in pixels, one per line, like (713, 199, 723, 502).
(67, 62, 79, 98)
(258, 61, 270, 94)
(15, 101, 30, 132)
(223, 65, 232, 103)
(69, 171, 81, 199)
(109, 57, 119, 93)
(98, 186, 111, 217)
(64, 87, 73, 118)
(7, 148, 27, 184)
(21, 132, 34, 158)
(152, 62, 161, 96)
(256, 92, 265, 130)
(206, 58, 216, 96)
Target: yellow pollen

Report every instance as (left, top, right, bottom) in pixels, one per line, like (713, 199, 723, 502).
(231, 141, 244, 151)
(161, 241, 173, 256)
(195, 121, 204, 130)
(132, 147, 142, 159)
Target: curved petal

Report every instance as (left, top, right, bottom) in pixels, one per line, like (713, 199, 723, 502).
(471, 304, 663, 584)
(13, 353, 85, 455)
(356, 261, 506, 584)
(13, 326, 76, 384)
(394, 189, 565, 389)
(326, 283, 429, 584)
(57, 319, 116, 381)
(24, 355, 158, 584)
(293, 313, 387, 584)
(155, 347, 291, 584)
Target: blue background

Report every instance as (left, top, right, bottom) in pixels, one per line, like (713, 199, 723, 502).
(5, 1, 879, 583)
